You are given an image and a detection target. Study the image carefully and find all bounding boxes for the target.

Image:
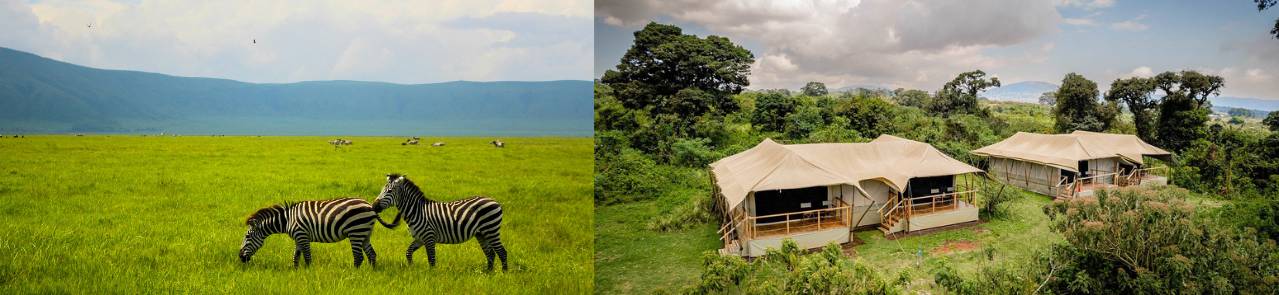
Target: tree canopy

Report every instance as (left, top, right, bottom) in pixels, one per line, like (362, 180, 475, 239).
(1105, 77, 1159, 142)
(1053, 73, 1117, 133)
(930, 70, 1000, 116)
(600, 22, 754, 117)
(801, 82, 828, 97)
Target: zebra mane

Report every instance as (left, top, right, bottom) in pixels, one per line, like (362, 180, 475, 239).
(396, 176, 434, 203)
(245, 205, 282, 226)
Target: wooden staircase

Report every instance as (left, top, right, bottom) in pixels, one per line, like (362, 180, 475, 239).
(1054, 181, 1076, 201)
(877, 209, 905, 234)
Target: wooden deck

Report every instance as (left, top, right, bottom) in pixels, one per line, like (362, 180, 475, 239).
(752, 218, 848, 238)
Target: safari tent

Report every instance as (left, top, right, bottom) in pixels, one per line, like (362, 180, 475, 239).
(971, 131, 1171, 200)
(710, 135, 983, 257)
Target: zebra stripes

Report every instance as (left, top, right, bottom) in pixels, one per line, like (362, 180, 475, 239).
(373, 174, 508, 271)
(239, 198, 397, 267)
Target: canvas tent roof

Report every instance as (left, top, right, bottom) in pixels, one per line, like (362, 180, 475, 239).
(971, 131, 1170, 172)
(710, 135, 983, 210)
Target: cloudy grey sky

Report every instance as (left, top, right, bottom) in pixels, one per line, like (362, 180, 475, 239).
(0, 0, 592, 84)
(596, 0, 1279, 100)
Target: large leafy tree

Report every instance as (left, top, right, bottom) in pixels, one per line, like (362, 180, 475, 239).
(1154, 71, 1223, 152)
(752, 92, 799, 132)
(930, 70, 1000, 116)
(1053, 73, 1117, 133)
(801, 82, 828, 97)
(600, 22, 754, 117)
(1105, 77, 1159, 142)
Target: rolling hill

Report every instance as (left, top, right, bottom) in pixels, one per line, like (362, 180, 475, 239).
(0, 47, 592, 136)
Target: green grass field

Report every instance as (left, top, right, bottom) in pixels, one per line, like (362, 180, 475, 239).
(0, 135, 592, 293)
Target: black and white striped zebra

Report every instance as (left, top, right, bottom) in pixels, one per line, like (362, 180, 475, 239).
(239, 197, 398, 267)
(372, 174, 508, 271)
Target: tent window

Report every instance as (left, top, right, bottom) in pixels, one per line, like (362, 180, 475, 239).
(906, 175, 955, 198)
(754, 186, 829, 224)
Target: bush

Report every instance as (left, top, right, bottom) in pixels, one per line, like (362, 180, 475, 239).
(647, 191, 716, 232)
(670, 138, 721, 167)
(595, 148, 663, 205)
(689, 241, 900, 294)
(1040, 188, 1279, 294)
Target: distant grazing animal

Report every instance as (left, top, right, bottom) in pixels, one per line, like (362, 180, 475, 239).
(373, 174, 508, 271)
(490, 140, 505, 148)
(240, 198, 398, 267)
(431, 142, 445, 147)
(329, 138, 354, 149)
(75, 134, 84, 137)
(402, 138, 419, 146)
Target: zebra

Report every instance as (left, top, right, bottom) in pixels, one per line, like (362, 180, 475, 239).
(239, 197, 399, 268)
(373, 174, 508, 271)
(490, 140, 504, 148)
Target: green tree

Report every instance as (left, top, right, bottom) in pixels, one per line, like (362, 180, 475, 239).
(930, 70, 1000, 116)
(893, 88, 932, 109)
(1037, 91, 1056, 106)
(752, 92, 799, 132)
(1105, 77, 1159, 142)
(600, 22, 754, 116)
(801, 81, 828, 97)
(1053, 73, 1116, 133)
(1264, 111, 1279, 131)
(1153, 71, 1223, 152)
(1229, 108, 1253, 118)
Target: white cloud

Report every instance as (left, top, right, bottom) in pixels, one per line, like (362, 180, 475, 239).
(1111, 14, 1149, 32)
(1064, 18, 1098, 26)
(1056, 0, 1115, 9)
(1128, 66, 1154, 77)
(597, 0, 1060, 90)
(0, 0, 592, 83)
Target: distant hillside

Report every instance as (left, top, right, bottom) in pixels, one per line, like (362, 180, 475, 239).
(1210, 96, 1279, 112)
(981, 81, 1058, 103)
(0, 47, 592, 136)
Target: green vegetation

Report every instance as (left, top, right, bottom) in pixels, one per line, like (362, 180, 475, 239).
(0, 136, 592, 293)
(597, 20, 1279, 295)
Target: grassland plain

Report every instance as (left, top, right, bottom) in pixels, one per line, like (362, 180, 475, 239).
(0, 135, 592, 294)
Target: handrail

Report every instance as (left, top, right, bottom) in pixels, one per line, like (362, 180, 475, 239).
(741, 199, 851, 239)
(747, 203, 848, 220)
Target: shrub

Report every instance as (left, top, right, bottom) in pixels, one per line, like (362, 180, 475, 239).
(1040, 188, 1279, 294)
(594, 148, 663, 205)
(670, 138, 721, 167)
(690, 241, 900, 294)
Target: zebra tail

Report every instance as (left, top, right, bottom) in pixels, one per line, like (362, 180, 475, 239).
(375, 210, 402, 228)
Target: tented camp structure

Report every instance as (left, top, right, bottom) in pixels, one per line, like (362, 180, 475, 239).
(710, 135, 984, 257)
(972, 131, 1172, 200)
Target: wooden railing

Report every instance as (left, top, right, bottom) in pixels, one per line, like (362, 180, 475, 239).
(879, 188, 977, 222)
(725, 199, 851, 240)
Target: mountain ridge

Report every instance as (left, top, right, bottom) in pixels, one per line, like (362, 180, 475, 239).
(0, 47, 592, 136)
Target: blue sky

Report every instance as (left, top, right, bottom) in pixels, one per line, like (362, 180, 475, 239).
(0, 0, 591, 84)
(595, 0, 1279, 100)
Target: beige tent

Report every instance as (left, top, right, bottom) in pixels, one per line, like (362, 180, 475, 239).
(972, 131, 1171, 198)
(711, 135, 985, 256)
(711, 134, 983, 210)
(971, 131, 1169, 172)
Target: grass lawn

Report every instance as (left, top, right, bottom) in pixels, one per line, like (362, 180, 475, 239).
(0, 135, 592, 293)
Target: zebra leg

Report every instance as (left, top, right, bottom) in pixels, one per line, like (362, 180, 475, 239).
(349, 237, 366, 268)
(405, 239, 423, 265)
(293, 248, 302, 268)
(480, 232, 509, 271)
(425, 241, 437, 267)
(298, 241, 313, 266)
(478, 238, 496, 271)
(365, 243, 377, 267)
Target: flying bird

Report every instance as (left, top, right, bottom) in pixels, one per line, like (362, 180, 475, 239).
(252, 39, 256, 44)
